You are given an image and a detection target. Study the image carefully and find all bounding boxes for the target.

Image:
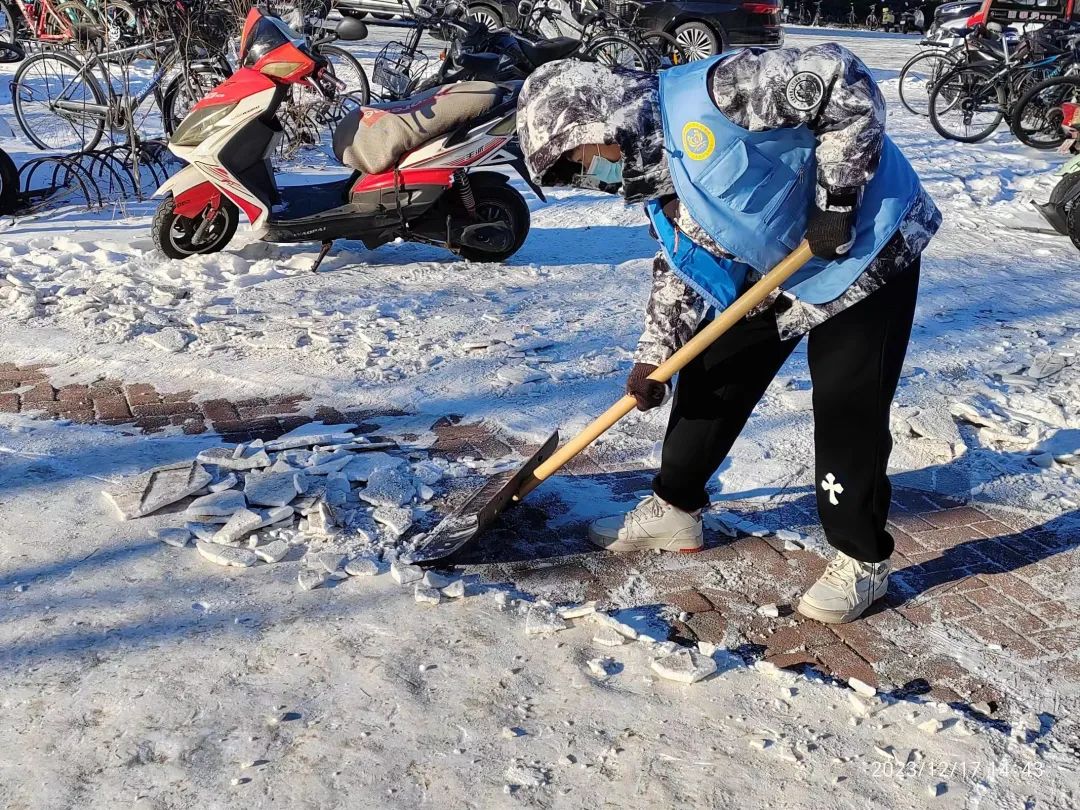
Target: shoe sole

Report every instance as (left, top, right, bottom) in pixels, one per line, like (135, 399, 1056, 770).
(796, 582, 889, 625)
(587, 528, 703, 554)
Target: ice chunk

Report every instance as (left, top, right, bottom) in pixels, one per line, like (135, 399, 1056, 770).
(848, 677, 877, 698)
(196, 541, 258, 568)
(918, 718, 944, 734)
(186, 489, 247, 518)
(422, 570, 452, 588)
(525, 606, 568, 635)
(757, 603, 780, 618)
(391, 560, 423, 585)
(323, 472, 351, 507)
(558, 601, 597, 620)
(650, 649, 717, 684)
(252, 539, 289, 563)
(306, 501, 338, 536)
(244, 471, 302, 507)
(414, 584, 442, 605)
(186, 521, 220, 541)
(593, 627, 627, 647)
(197, 446, 271, 471)
(209, 473, 239, 492)
(587, 658, 612, 678)
(315, 552, 347, 574)
(104, 461, 213, 520)
(265, 422, 357, 451)
(359, 465, 415, 507)
(441, 579, 465, 599)
(341, 452, 404, 483)
(592, 612, 638, 640)
(212, 507, 293, 545)
(345, 556, 380, 576)
(145, 327, 191, 353)
(298, 567, 329, 591)
(496, 366, 547, 385)
(373, 505, 412, 536)
(155, 527, 191, 548)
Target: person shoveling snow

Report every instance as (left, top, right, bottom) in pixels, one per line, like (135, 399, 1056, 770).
(517, 45, 941, 624)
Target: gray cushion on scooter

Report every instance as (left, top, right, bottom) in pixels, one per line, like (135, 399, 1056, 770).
(333, 82, 505, 174)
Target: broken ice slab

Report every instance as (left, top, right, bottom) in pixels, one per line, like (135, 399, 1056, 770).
(104, 461, 214, 520)
(650, 649, 717, 684)
(587, 658, 612, 678)
(186, 489, 247, 518)
(848, 677, 877, 698)
(557, 601, 597, 620)
(244, 471, 302, 508)
(422, 570, 452, 589)
(344, 556, 380, 577)
(593, 627, 627, 647)
(314, 552, 347, 574)
(342, 452, 405, 484)
(414, 584, 442, 605)
(591, 612, 638, 640)
(212, 506, 293, 545)
(298, 567, 330, 591)
(323, 472, 351, 507)
(441, 579, 465, 599)
(251, 539, 290, 563)
(496, 366, 548, 386)
(186, 521, 221, 541)
(358, 466, 415, 508)
(196, 541, 258, 568)
(305, 501, 338, 536)
(372, 505, 412, 537)
(264, 422, 358, 451)
(209, 473, 239, 492)
(390, 560, 423, 585)
(155, 527, 192, 548)
(305, 455, 353, 476)
(145, 327, 191, 353)
(525, 605, 568, 635)
(197, 446, 272, 471)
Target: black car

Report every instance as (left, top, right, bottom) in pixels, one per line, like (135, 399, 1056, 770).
(465, 0, 783, 59)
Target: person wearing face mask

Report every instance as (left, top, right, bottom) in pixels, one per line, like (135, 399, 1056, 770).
(516, 48, 940, 624)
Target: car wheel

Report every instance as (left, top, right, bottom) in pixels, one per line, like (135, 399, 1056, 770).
(467, 2, 503, 30)
(673, 22, 719, 61)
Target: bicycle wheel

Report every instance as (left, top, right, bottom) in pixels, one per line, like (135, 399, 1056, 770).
(46, 0, 99, 44)
(929, 63, 1005, 143)
(0, 2, 18, 44)
(1011, 74, 1080, 150)
(585, 36, 647, 71)
(314, 42, 370, 106)
(100, 0, 139, 48)
(161, 65, 229, 134)
(13, 50, 107, 152)
(640, 31, 688, 70)
(899, 48, 958, 117)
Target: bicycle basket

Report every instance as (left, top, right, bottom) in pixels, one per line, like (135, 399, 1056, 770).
(373, 42, 428, 98)
(601, 0, 641, 23)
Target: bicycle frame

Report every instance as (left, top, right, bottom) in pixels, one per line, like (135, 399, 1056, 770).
(13, 0, 81, 43)
(49, 38, 178, 121)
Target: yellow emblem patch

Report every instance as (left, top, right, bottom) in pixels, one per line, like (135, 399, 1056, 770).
(681, 121, 715, 161)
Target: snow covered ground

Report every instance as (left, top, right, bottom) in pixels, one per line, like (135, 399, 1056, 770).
(1, 25, 1079, 809)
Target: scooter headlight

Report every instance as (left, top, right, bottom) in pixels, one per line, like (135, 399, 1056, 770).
(171, 103, 239, 147)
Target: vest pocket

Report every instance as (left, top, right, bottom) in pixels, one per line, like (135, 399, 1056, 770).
(696, 140, 792, 215)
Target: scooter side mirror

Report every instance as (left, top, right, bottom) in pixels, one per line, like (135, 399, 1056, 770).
(336, 16, 368, 41)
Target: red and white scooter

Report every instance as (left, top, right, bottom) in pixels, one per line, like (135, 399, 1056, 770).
(153, 7, 540, 267)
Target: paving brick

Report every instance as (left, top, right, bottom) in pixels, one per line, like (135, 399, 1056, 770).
(763, 651, 820, 670)
(684, 611, 729, 644)
(969, 520, 1014, 539)
(922, 506, 993, 529)
(761, 621, 837, 654)
(829, 621, 898, 665)
(61, 409, 95, 424)
(0, 378, 20, 392)
(124, 383, 160, 405)
(162, 390, 196, 403)
(21, 382, 56, 403)
(981, 573, 1052, 605)
(130, 402, 199, 418)
(200, 399, 240, 423)
(56, 384, 89, 401)
(909, 526, 985, 551)
(238, 403, 297, 419)
(134, 416, 169, 432)
(925, 592, 981, 621)
(816, 642, 879, 688)
(666, 589, 714, 615)
(93, 396, 132, 421)
(1025, 599, 1074, 627)
(313, 406, 347, 424)
(963, 615, 1041, 659)
(890, 527, 924, 559)
(0, 393, 18, 412)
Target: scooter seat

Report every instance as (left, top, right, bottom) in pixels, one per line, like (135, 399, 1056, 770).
(515, 36, 580, 68)
(333, 81, 505, 174)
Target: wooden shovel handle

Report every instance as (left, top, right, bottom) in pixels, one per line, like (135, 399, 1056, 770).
(514, 241, 814, 501)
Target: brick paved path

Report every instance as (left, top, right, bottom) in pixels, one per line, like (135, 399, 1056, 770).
(3, 363, 1077, 717)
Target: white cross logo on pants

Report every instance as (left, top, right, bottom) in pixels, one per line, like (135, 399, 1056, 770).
(821, 473, 844, 506)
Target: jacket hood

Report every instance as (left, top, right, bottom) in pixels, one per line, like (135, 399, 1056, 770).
(517, 60, 674, 203)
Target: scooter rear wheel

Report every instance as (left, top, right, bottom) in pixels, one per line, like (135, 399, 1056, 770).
(153, 196, 239, 259)
(455, 179, 530, 263)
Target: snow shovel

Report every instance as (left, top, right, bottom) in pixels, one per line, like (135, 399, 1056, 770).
(411, 241, 815, 565)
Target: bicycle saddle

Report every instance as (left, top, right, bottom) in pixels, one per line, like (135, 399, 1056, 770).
(514, 36, 580, 67)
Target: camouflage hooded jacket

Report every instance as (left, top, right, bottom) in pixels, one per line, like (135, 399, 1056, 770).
(517, 45, 941, 366)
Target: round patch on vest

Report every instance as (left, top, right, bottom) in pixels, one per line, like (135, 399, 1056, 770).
(785, 72, 826, 112)
(681, 121, 715, 161)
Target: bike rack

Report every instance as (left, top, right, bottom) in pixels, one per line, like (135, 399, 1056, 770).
(12, 140, 181, 214)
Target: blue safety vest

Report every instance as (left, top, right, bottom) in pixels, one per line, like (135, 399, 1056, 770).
(649, 55, 922, 308)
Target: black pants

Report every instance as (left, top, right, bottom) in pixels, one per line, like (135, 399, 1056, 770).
(653, 259, 921, 564)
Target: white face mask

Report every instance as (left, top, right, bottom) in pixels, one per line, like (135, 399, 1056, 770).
(575, 147, 624, 191)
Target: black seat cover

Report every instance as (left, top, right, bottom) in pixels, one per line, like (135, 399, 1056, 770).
(515, 36, 580, 67)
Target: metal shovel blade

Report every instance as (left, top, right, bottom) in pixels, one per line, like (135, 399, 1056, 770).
(409, 431, 560, 566)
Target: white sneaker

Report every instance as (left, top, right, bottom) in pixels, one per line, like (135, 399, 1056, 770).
(588, 495, 703, 553)
(796, 552, 891, 624)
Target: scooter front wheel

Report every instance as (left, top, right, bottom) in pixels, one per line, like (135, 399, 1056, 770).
(153, 196, 239, 260)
